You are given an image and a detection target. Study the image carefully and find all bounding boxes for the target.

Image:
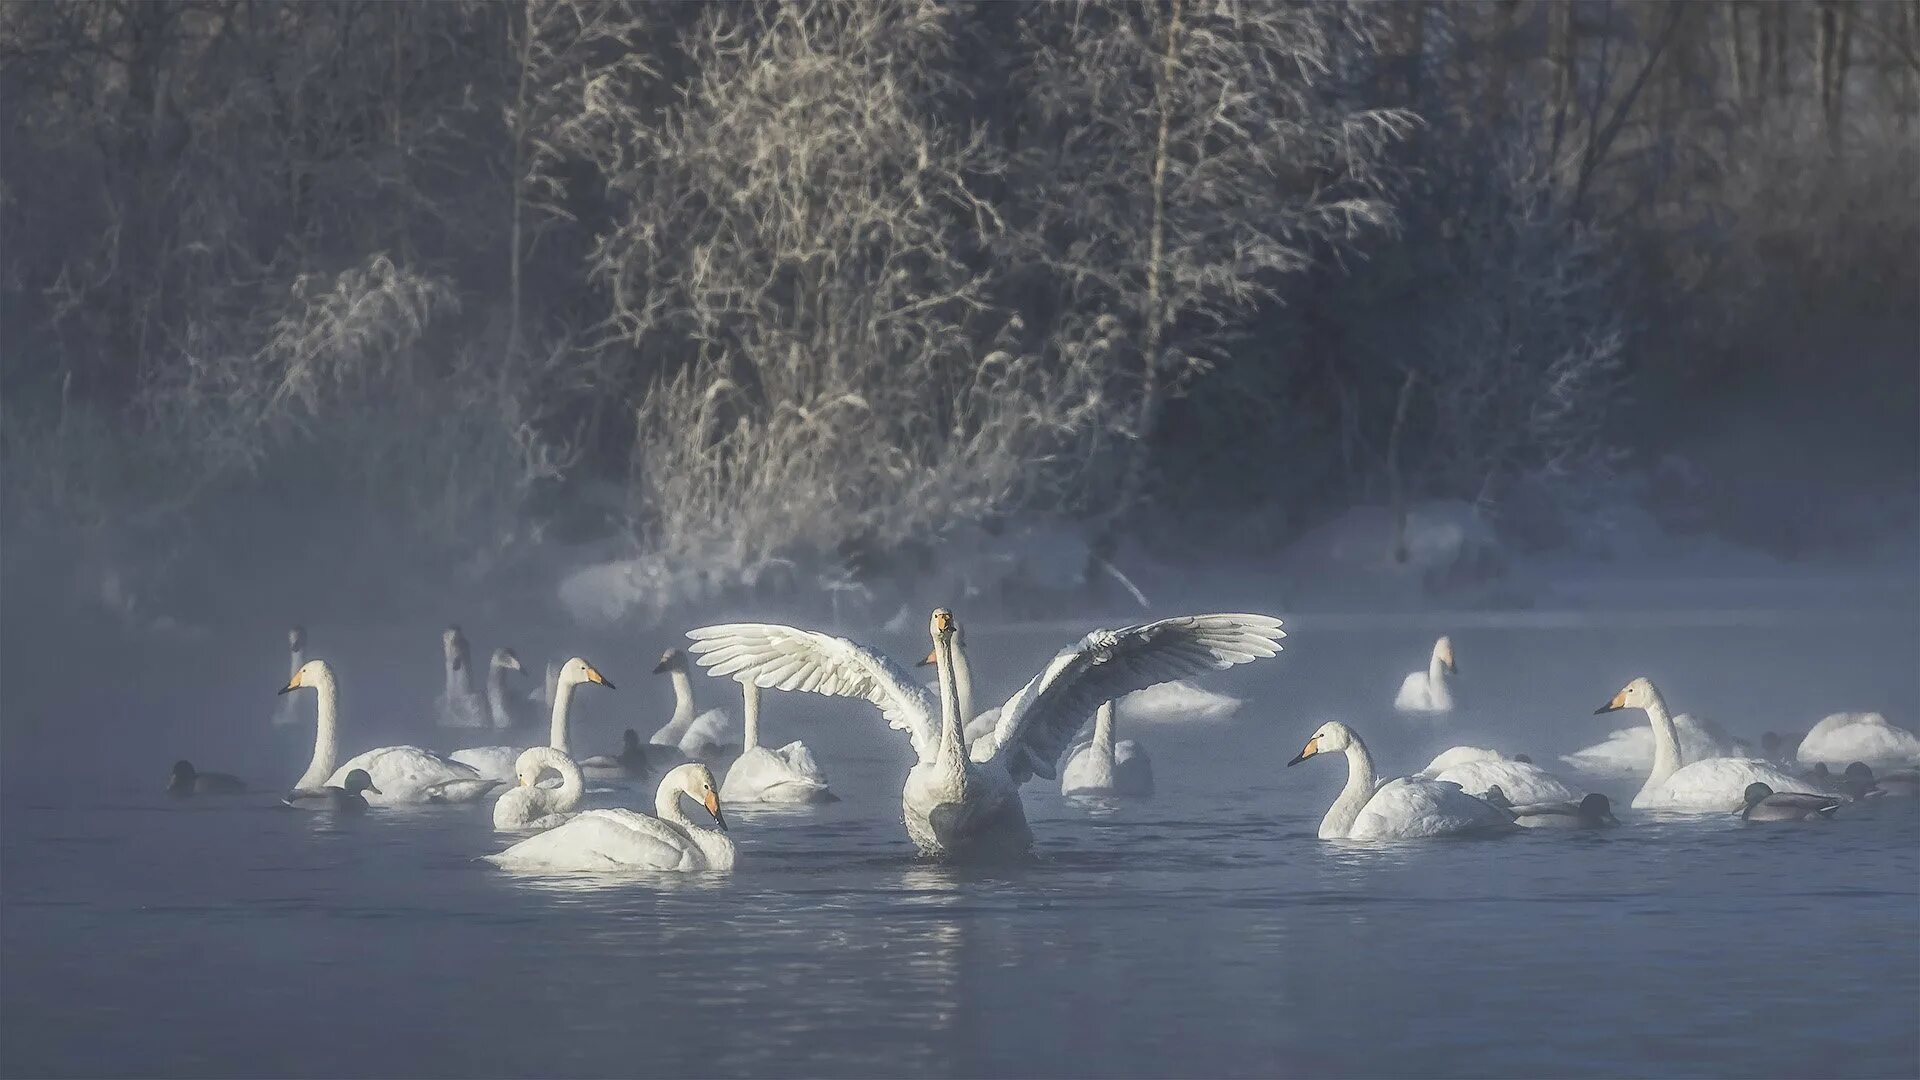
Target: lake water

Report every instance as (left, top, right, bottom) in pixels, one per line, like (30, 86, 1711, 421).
(3, 613, 1917, 1077)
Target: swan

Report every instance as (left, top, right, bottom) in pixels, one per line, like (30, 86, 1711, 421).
(689, 609, 1285, 860)
(168, 760, 246, 795)
(1796, 712, 1920, 770)
(1418, 746, 1507, 776)
(1287, 721, 1515, 839)
(1486, 789, 1619, 829)
(1060, 702, 1155, 797)
(450, 657, 615, 782)
(485, 648, 534, 730)
(271, 626, 307, 727)
(1394, 635, 1455, 715)
(280, 659, 498, 806)
(1594, 678, 1805, 812)
(492, 747, 584, 830)
(719, 681, 835, 804)
(1738, 783, 1844, 822)
(436, 626, 487, 728)
(1430, 757, 1583, 806)
(484, 763, 734, 872)
(1560, 710, 1750, 779)
(649, 649, 738, 763)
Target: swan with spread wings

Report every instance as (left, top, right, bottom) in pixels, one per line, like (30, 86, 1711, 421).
(687, 609, 1285, 859)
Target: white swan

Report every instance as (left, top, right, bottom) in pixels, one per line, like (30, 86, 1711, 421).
(649, 649, 738, 763)
(1560, 711, 1749, 779)
(492, 746, 585, 830)
(1418, 746, 1506, 775)
(484, 763, 734, 872)
(689, 609, 1285, 859)
(280, 659, 500, 806)
(436, 626, 487, 728)
(1394, 635, 1455, 715)
(1796, 712, 1920, 770)
(1595, 678, 1805, 812)
(719, 681, 835, 804)
(1288, 721, 1514, 839)
(271, 625, 307, 727)
(450, 657, 615, 782)
(484, 648, 532, 730)
(1430, 757, 1583, 806)
(1059, 701, 1154, 797)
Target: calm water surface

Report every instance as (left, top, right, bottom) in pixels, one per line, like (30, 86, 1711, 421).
(4, 618, 1917, 1078)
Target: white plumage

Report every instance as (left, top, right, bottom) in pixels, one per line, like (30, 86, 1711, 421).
(1796, 712, 1920, 770)
(1288, 720, 1514, 840)
(1431, 758, 1583, 806)
(718, 682, 834, 804)
(485, 764, 734, 873)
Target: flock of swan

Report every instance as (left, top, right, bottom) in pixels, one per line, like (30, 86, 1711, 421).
(168, 612, 1920, 870)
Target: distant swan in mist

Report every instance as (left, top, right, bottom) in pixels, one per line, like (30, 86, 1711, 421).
(492, 746, 584, 831)
(485, 763, 734, 872)
(719, 681, 835, 804)
(689, 610, 1284, 859)
(1593, 678, 1805, 812)
(271, 626, 308, 727)
(1059, 701, 1154, 797)
(1561, 710, 1750, 780)
(280, 659, 499, 806)
(436, 626, 487, 729)
(1288, 721, 1514, 839)
(649, 649, 739, 764)
(450, 657, 615, 783)
(1796, 712, 1920, 771)
(1394, 636, 1455, 715)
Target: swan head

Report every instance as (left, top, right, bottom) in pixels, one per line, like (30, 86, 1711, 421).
(560, 656, 615, 690)
(668, 763, 727, 831)
(288, 625, 306, 652)
(652, 648, 689, 675)
(929, 608, 956, 646)
(491, 647, 523, 672)
(342, 769, 381, 796)
(1434, 636, 1456, 673)
(1288, 720, 1355, 765)
(1595, 676, 1657, 714)
(915, 618, 964, 667)
(280, 659, 332, 695)
(1579, 793, 1618, 824)
(444, 625, 470, 669)
(512, 748, 562, 788)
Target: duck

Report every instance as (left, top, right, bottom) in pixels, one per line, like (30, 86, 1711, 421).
(1485, 787, 1618, 829)
(578, 728, 652, 778)
(649, 649, 739, 764)
(689, 610, 1285, 860)
(484, 763, 734, 872)
(719, 681, 835, 804)
(492, 747, 584, 830)
(1594, 678, 1806, 812)
(1059, 701, 1155, 797)
(1842, 762, 1919, 799)
(270, 625, 308, 727)
(168, 760, 247, 796)
(1394, 635, 1455, 715)
(1738, 782, 1845, 822)
(1288, 721, 1514, 839)
(318, 769, 381, 813)
(1796, 712, 1920, 771)
(280, 659, 499, 806)
(450, 657, 616, 782)
(436, 625, 488, 728)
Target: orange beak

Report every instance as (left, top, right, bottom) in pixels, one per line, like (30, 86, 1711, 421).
(703, 790, 728, 832)
(584, 664, 615, 690)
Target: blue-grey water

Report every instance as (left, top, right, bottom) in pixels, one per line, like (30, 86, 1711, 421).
(4, 613, 1917, 1078)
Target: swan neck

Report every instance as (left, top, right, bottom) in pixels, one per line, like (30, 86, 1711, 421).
(952, 638, 976, 723)
(1642, 689, 1684, 791)
(549, 676, 579, 755)
(670, 669, 695, 725)
(1428, 652, 1448, 689)
(486, 663, 512, 728)
(1321, 735, 1377, 839)
(296, 670, 339, 790)
(741, 682, 761, 751)
(541, 748, 584, 812)
(934, 633, 965, 774)
(1092, 701, 1115, 756)
(656, 780, 697, 831)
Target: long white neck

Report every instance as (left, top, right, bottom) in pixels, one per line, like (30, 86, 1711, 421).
(933, 633, 967, 781)
(1320, 736, 1378, 840)
(1639, 686, 1685, 796)
(741, 682, 761, 751)
(656, 779, 697, 829)
(527, 747, 583, 813)
(1427, 649, 1451, 709)
(1091, 701, 1116, 759)
(486, 663, 514, 729)
(294, 669, 340, 791)
(952, 637, 976, 723)
(668, 669, 695, 729)
(548, 675, 580, 755)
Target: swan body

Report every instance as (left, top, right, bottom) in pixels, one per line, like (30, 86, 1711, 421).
(1394, 636, 1455, 715)
(1796, 712, 1920, 770)
(1060, 702, 1155, 797)
(270, 626, 307, 727)
(493, 747, 584, 830)
(1560, 712, 1749, 779)
(451, 657, 614, 782)
(1289, 721, 1514, 840)
(649, 650, 738, 762)
(278, 658, 499, 806)
(1431, 758, 1582, 806)
(485, 763, 733, 872)
(690, 610, 1285, 859)
(436, 626, 488, 728)
(168, 760, 246, 795)
(719, 682, 834, 804)
(1595, 678, 1807, 812)
(1419, 746, 1507, 776)
(1739, 783, 1844, 822)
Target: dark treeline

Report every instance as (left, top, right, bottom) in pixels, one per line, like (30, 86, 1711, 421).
(2, 1, 1914, 627)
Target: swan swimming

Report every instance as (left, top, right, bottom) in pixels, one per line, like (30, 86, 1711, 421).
(280, 659, 499, 806)
(1430, 756, 1583, 806)
(1418, 746, 1507, 776)
(1594, 678, 1805, 812)
(689, 610, 1285, 859)
(436, 626, 487, 729)
(1288, 721, 1515, 839)
(270, 625, 307, 727)
(649, 649, 738, 764)
(1394, 635, 1455, 715)
(484, 648, 533, 730)
(1059, 701, 1154, 797)
(492, 747, 584, 830)
(484, 763, 734, 872)
(168, 760, 246, 796)
(1796, 712, 1920, 771)
(1560, 710, 1750, 779)
(719, 681, 835, 804)
(450, 657, 615, 782)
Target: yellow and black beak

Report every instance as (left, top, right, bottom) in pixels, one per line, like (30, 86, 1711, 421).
(934, 610, 953, 633)
(703, 790, 728, 832)
(916, 646, 937, 668)
(1594, 691, 1626, 714)
(278, 672, 304, 696)
(585, 664, 615, 690)
(1287, 737, 1320, 767)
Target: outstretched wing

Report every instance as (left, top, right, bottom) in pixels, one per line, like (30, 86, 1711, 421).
(686, 623, 938, 763)
(984, 614, 1285, 783)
